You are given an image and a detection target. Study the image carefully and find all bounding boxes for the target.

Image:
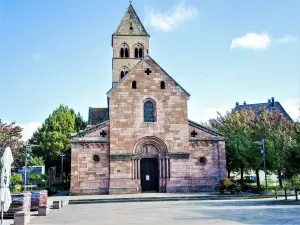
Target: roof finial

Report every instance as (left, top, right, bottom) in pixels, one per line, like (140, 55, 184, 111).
(129, 0, 132, 4)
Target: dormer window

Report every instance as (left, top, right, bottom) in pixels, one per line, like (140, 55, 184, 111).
(120, 43, 129, 58)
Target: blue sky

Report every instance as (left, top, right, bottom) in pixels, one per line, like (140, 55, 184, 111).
(0, 0, 299, 140)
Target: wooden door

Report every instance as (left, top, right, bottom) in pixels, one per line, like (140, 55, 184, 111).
(140, 158, 159, 192)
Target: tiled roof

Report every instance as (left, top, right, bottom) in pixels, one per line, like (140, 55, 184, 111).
(113, 3, 149, 36)
(88, 108, 109, 125)
(235, 99, 293, 121)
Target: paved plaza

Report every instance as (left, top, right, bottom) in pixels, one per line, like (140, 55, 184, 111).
(30, 199, 300, 225)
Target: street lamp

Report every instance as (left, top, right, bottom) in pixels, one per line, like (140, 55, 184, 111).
(254, 138, 268, 192)
(24, 142, 40, 191)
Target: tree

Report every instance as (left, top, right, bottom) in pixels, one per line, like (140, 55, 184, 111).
(251, 109, 295, 187)
(28, 156, 45, 166)
(0, 120, 24, 168)
(283, 118, 300, 178)
(29, 105, 87, 183)
(209, 109, 255, 184)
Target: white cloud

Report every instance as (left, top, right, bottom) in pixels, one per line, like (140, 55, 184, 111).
(20, 122, 42, 141)
(230, 32, 271, 50)
(275, 35, 298, 44)
(32, 53, 41, 60)
(144, 1, 198, 32)
(281, 99, 300, 121)
(230, 33, 298, 50)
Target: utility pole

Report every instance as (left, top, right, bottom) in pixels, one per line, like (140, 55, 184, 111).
(24, 142, 40, 191)
(60, 153, 65, 181)
(261, 139, 268, 192)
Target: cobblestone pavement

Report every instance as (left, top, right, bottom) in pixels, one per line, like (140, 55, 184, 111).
(31, 199, 300, 225)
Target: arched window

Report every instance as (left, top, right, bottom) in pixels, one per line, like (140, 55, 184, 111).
(132, 81, 136, 89)
(120, 48, 124, 58)
(139, 48, 143, 58)
(144, 101, 155, 122)
(120, 43, 129, 58)
(125, 48, 129, 58)
(160, 81, 165, 89)
(120, 66, 129, 80)
(134, 43, 144, 58)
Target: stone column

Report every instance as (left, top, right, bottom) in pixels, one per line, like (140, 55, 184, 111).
(162, 158, 165, 179)
(132, 158, 135, 179)
(137, 158, 140, 179)
(159, 158, 162, 178)
(166, 157, 169, 178)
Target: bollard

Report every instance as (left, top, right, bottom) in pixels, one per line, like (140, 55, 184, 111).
(14, 211, 30, 225)
(38, 205, 50, 216)
(53, 201, 61, 209)
(296, 190, 298, 201)
(284, 189, 287, 200)
(275, 187, 278, 199)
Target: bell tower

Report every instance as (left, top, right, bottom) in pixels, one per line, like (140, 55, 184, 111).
(111, 3, 150, 87)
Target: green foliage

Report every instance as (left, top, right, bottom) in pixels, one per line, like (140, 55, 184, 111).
(209, 109, 256, 174)
(10, 173, 22, 184)
(283, 176, 300, 190)
(30, 174, 47, 182)
(0, 120, 24, 168)
(29, 105, 87, 171)
(223, 178, 233, 188)
(209, 108, 298, 186)
(28, 156, 45, 166)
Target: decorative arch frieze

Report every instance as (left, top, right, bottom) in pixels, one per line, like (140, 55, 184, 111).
(74, 142, 108, 150)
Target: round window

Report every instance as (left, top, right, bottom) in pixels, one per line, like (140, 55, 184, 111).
(199, 157, 207, 165)
(93, 154, 100, 162)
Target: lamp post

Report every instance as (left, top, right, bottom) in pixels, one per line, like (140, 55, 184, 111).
(24, 142, 40, 191)
(254, 138, 268, 192)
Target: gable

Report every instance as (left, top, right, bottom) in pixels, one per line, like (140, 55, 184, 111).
(113, 4, 149, 36)
(107, 55, 190, 97)
(188, 120, 224, 140)
(71, 120, 110, 143)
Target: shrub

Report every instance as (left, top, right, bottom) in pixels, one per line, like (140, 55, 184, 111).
(223, 178, 233, 188)
(10, 173, 22, 185)
(30, 174, 47, 183)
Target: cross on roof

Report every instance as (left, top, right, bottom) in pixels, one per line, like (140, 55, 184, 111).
(100, 130, 107, 137)
(129, 0, 132, 4)
(145, 68, 152, 75)
(191, 130, 197, 137)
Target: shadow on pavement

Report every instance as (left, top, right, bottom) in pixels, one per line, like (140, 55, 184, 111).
(173, 200, 300, 224)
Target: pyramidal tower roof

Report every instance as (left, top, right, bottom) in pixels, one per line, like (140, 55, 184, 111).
(113, 3, 149, 36)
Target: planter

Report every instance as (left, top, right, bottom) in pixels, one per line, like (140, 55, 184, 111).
(1, 192, 31, 218)
(31, 190, 48, 210)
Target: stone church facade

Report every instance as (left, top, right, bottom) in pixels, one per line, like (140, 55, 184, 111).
(70, 3, 227, 195)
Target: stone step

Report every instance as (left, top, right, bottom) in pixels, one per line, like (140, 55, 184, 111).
(69, 194, 275, 204)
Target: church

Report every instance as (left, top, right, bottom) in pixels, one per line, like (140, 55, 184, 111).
(70, 3, 227, 195)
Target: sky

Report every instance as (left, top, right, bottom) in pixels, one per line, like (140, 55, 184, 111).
(0, 0, 299, 141)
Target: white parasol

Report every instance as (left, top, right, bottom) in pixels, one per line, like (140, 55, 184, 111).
(0, 147, 14, 224)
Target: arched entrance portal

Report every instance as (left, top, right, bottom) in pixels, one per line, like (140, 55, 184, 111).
(133, 137, 170, 193)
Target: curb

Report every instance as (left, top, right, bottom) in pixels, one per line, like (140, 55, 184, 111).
(69, 195, 275, 204)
